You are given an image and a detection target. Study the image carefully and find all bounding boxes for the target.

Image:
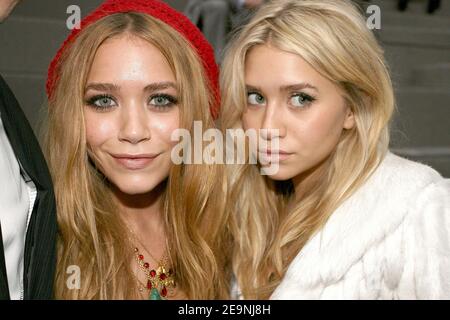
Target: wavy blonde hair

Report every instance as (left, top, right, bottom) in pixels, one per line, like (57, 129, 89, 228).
(220, 0, 395, 299)
(45, 12, 231, 299)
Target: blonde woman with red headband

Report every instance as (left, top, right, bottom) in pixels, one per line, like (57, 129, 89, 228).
(45, 0, 230, 300)
(221, 0, 450, 299)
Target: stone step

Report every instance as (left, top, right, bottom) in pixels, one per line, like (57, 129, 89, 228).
(12, 0, 103, 20)
(378, 26, 450, 49)
(364, 2, 450, 87)
(411, 63, 450, 87)
(1, 73, 47, 137)
(360, 0, 450, 29)
(380, 11, 450, 29)
(366, 0, 450, 18)
(1, 2, 191, 75)
(164, 0, 187, 11)
(13, 0, 186, 19)
(0, 16, 69, 74)
(390, 87, 450, 149)
(383, 42, 450, 86)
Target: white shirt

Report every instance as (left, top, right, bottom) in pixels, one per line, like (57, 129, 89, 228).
(0, 113, 36, 300)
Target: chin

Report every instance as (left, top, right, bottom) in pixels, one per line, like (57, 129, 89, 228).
(117, 185, 156, 195)
(260, 164, 297, 181)
(112, 177, 164, 196)
(266, 173, 295, 181)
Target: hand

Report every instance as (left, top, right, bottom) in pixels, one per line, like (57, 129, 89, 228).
(244, 0, 263, 9)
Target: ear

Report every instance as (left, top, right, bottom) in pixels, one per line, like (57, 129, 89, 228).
(343, 107, 355, 130)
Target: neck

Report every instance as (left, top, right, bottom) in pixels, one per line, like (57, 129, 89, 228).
(114, 180, 167, 238)
(291, 156, 331, 202)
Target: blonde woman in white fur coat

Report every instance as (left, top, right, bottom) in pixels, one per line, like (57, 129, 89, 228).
(220, 0, 450, 299)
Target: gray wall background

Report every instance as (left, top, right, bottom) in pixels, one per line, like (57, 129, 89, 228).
(0, 0, 449, 177)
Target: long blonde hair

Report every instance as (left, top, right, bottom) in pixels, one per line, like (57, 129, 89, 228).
(45, 12, 231, 299)
(220, 0, 395, 299)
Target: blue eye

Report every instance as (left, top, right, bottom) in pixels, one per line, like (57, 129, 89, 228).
(149, 94, 178, 109)
(86, 95, 117, 109)
(247, 92, 266, 105)
(290, 93, 315, 108)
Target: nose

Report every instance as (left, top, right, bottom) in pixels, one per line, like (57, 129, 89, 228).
(259, 102, 286, 141)
(118, 101, 151, 144)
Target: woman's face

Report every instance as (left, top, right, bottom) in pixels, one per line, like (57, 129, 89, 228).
(242, 45, 355, 181)
(84, 34, 180, 195)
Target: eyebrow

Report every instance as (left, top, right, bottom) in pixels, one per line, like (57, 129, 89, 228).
(85, 83, 120, 93)
(245, 82, 319, 93)
(84, 81, 177, 93)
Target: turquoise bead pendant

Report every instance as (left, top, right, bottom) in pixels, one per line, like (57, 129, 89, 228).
(149, 288, 162, 300)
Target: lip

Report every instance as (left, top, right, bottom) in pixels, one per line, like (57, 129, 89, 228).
(111, 153, 159, 170)
(258, 149, 293, 162)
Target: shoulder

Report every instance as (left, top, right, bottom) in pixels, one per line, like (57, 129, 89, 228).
(339, 152, 447, 222)
(272, 152, 450, 297)
(0, 74, 14, 102)
(329, 151, 448, 236)
(376, 152, 444, 191)
(361, 152, 449, 222)
(340, 151, 449, 240)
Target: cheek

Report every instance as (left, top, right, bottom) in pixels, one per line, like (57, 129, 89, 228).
(84, 112, 117, 148)
(150, 111, 180, 147)
(297, 107, 346, 150)
(242, 109, 261, 131)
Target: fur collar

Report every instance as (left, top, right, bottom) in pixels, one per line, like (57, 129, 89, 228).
(278, 152, 443, 289)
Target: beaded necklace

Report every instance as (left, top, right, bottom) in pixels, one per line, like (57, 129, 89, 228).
(126, 225, 175, 300)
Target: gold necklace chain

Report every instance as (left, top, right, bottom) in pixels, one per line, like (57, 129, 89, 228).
(124, 222, 169, 265)
(132, 246, 175, 299)
(124, 222, 175, 299)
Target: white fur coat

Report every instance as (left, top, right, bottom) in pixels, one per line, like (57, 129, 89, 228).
(271, 152, 450, 299)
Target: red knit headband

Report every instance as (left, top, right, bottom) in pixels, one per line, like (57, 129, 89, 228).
(46, 0, 220, 119)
